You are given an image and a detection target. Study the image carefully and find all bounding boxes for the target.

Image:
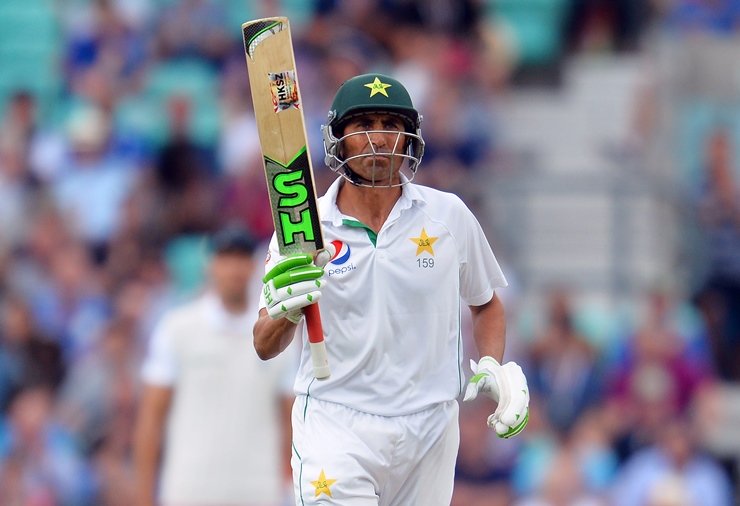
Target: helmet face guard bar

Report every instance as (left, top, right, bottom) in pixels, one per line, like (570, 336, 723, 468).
(322, 126, 425, 188)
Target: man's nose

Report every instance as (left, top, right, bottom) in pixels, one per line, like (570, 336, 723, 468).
(367, 130, 388, 148)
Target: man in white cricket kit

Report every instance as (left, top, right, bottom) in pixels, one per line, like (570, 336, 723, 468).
(254, 73, 529, 505)
(135, 226, 295, 506)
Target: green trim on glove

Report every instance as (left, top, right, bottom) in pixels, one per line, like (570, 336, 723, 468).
(497, 409, 529, 439)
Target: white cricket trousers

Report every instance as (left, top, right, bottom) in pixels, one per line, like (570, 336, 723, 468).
(291, 395, 459, 505)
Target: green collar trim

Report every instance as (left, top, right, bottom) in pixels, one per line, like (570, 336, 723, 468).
(342, 219, 377, 247)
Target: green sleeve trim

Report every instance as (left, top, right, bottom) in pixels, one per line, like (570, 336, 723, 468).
(342, 219, 377, 247)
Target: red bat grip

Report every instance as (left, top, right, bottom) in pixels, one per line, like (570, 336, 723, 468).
(304, 304, 330, 379)
(304, 303, 323, 343)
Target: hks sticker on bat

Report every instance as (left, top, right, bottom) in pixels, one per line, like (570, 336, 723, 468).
(268, 71, 300, 112)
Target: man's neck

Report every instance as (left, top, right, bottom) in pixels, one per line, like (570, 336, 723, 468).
(336, 180, 402, 233)
(220, 295, 248, 315)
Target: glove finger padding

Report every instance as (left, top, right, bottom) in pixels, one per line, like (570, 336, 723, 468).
(465, 356, 530, 439)
(263, 254, 326, 322)
(489, 362, 529, 438)
(495, 363, 527, 427)
(266, 289, 323, 319)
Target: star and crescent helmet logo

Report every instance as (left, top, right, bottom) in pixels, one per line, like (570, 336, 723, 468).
(410, 228, 438, 256)
(311, 469, 337, 497)
(364, 77, 392, 97)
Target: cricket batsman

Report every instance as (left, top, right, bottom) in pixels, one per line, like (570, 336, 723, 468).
(254, 73, 529, 505)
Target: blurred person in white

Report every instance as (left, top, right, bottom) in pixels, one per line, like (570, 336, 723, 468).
(610, 417, 733, 505)
(0, 385, 95, 505)
(134, 226, 295, 506)
(51, 104, 136, 256)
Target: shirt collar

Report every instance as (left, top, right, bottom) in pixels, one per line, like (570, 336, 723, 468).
(319, 176, 427, 227)
(202, 291, 252, 333)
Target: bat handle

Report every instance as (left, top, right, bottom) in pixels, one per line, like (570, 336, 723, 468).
(304, 304, 330, 379)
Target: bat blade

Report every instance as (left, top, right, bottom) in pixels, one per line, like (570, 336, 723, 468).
(242, 17, 329, 379)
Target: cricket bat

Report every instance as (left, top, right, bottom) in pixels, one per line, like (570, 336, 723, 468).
(242, 17, 330, 379)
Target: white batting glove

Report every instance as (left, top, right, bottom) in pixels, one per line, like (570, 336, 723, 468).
(263, 253, 327, 324)
(463, 356, 530, 438)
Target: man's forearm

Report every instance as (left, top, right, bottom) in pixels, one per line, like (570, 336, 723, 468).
(253, 309, 298, 360)
(134, 386, 171, 506)
(470, 293, 506, 361)
(134, 417, 162, 506)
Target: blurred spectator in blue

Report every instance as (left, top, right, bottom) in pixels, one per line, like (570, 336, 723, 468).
(611, 418, 733, 506)
(664, 0, 740, 35)
(56, 318, 139, 455)
(0, 386, 96, 505)
(527, 288, 603, 433)
(693, 126, 740, 380)
(5, 205, 72, 301)
(154, 0, 232, 64)
(513, 403, 617, 502)
(65, 0, 150, 106)
(514, 445, 604, 506)
(26, 241, 110, 361)
(0, 296, 65, 413)
(51, 105, 138, 260)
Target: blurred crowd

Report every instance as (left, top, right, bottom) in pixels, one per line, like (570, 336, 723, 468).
(0, 0, 739, 505)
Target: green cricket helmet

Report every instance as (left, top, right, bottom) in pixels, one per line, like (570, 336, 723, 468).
(321, 73, 425, 187)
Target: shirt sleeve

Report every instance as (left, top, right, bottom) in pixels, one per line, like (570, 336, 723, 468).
(457, 203, 508, 306)
(140, 315, 178, 386)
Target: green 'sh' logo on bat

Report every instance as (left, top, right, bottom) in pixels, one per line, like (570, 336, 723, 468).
(265, 147, 323, 253)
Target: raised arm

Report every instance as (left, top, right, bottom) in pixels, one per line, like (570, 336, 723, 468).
(253, 308, 300, 360)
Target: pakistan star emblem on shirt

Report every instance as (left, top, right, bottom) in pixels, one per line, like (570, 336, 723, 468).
(311, 469, 337, 497)
(410, 228, 438, 256)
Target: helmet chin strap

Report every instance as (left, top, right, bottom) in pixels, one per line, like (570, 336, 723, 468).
(343, 165, 366, 186)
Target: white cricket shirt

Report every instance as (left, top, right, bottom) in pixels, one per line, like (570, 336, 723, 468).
(141, 292, 294, 505)
(263, 178, 507, 416)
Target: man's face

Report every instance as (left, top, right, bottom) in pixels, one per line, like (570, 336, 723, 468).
(340, 113, 409, 185)
(210, 252, 255, 304)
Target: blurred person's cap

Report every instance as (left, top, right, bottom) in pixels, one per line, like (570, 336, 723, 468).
(210, 226, 257, 256)
(66, 105, 110, 151)
(646, 473, 690, 506)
